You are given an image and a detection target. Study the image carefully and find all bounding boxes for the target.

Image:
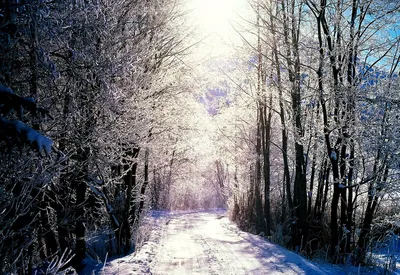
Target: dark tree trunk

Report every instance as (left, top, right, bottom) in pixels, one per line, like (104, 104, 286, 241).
(120, 147, 139, 255)
(254, 5, 264, 234)
(281, 0, 308, 249)
(329, 160, 341, 260)
(255, 111, 264, 232)
(346, 144, 355, 253)
(261, 98, 272, 236)
(308, 154, 316, 218)
(258, 2, 273, 232)
(163, 150, 175, 209)
(359, 115, 389, 252)
(139, 149, 149, 215)
(339, 143, 348, 256)
(345, 0, 358, 255)
(314, 158, 327, 219)
(269, 5, 293, 213)
(248, 163, 255, 227)
(321, 166, 330, 219)
(232, 167, 240, 222)
(314, 4, 344, 260)
(73, 147, 90, 270)
(358, 166, 387, 252)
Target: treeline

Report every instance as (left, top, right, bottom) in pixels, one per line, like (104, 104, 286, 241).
(221, 0, 400, 265)
(0, 0, 188, 273)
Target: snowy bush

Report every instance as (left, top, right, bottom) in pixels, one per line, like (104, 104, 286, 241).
(0, 85, 53, 154)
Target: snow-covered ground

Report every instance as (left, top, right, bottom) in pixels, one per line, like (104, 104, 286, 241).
(82, 210, 398, 275)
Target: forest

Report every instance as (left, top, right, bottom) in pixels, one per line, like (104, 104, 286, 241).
(0, 0, 400, 274)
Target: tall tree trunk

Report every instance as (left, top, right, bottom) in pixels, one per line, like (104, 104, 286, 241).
(313, 0, 349, 259)
(314, 158, 327, 219)
(248, 163, 256, 227)
(321, 165, 331, 220)
(344, 0, 358, 254)
(254, 120, 263, 232)
(269, 1, 293, 212)
(358, 104, 390, 251)
(346, 142, 355, 253)
(314, 8, 340, 258)
(139, 149, 149, 215)
(261, 98, 272, 236)
(254, 6, 265, 233)
(232, 166, 240, 222)
(74, 147, 89, 269)
(339, 142, 348, 257)
(307, 154, 317, 218)
(164, 150, 175, 209)
(121, 147, 140, 255)
(257, 1, 273, 235)
(358, 165, 388, 251)
(281, 0, 308, 249)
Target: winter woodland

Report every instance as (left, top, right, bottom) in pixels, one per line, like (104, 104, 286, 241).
(0, 0, 400, 274)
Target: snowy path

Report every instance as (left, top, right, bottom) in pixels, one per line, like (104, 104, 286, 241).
(93, 210, 340, 275)
(149, 210, 333, 275)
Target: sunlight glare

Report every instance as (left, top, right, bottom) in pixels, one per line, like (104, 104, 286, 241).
(188, 0, 247, 56)
(192, 0, 236, 35)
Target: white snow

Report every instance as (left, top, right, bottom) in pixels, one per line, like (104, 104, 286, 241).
(84, 210, 344, 275)
(12, 119, 53, 154)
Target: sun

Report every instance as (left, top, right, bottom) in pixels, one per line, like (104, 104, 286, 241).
(187, 0, 247, 55)
(191, 0, 237, 35)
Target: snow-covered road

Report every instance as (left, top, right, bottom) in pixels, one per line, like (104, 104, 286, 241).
(150, 210, 332, 275)
(95, 210, 339, 274)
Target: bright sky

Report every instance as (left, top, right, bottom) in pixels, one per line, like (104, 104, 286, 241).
(187, 0, 249, 58)
(182, 0, 251, 171)
(191, 0, 238, 34)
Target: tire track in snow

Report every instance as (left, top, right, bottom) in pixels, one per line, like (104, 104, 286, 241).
(151, 212, 210, 274)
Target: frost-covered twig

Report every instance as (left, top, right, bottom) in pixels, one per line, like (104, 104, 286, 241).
(46, 248, 75, 274)
(101, 252, 108, 275)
